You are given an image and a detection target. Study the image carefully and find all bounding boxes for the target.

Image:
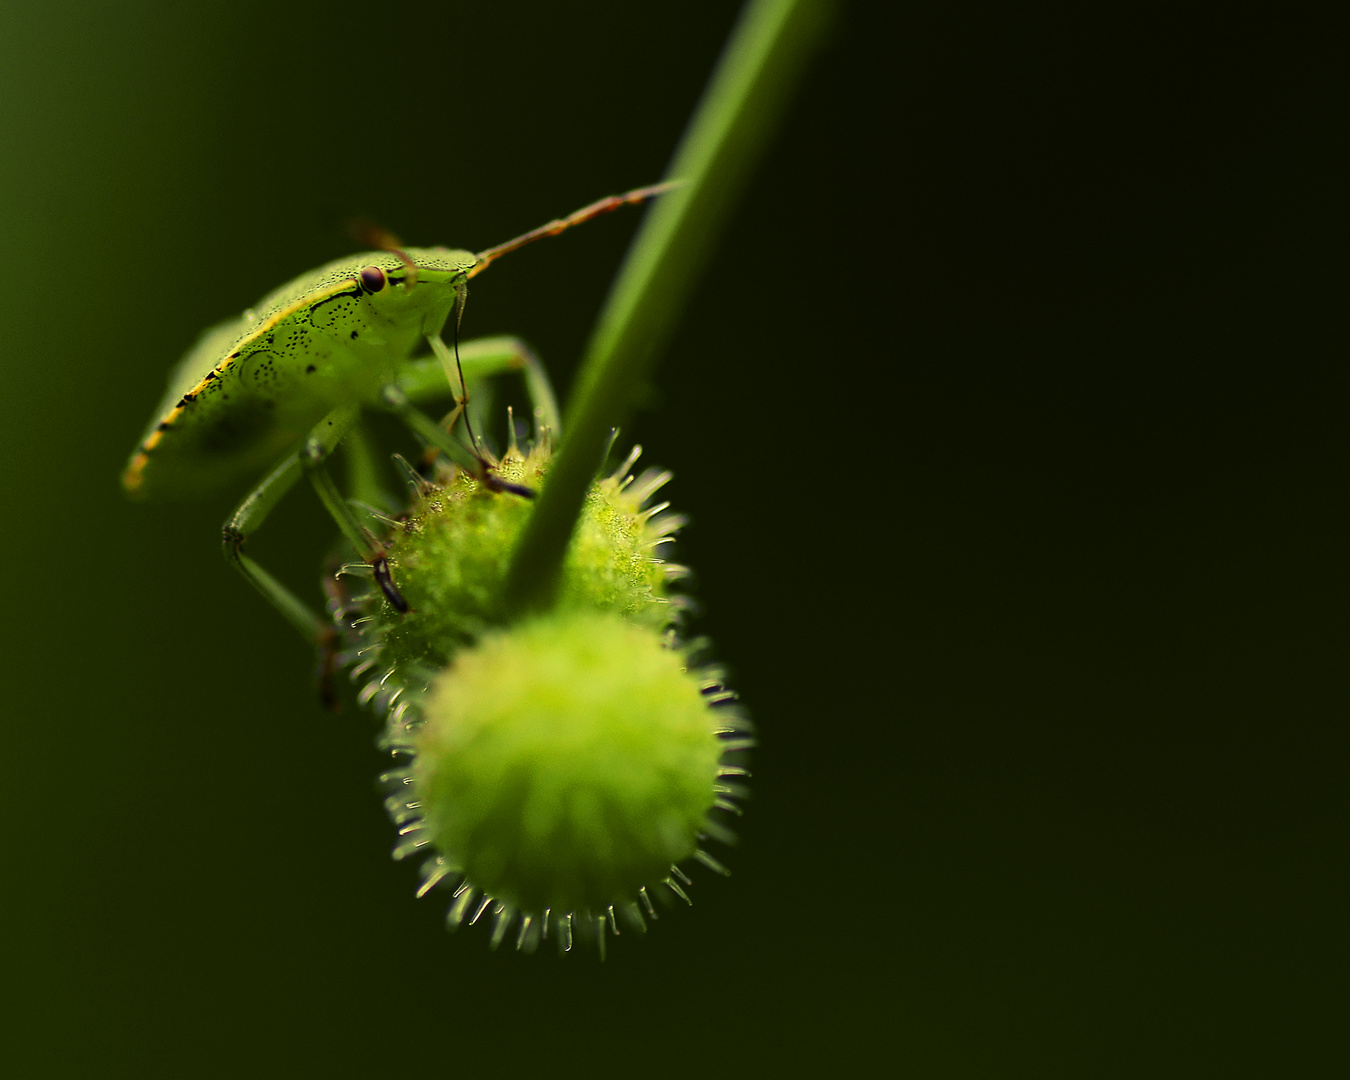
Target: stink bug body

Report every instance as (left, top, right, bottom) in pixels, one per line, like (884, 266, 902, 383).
(123, 185, 671, 641)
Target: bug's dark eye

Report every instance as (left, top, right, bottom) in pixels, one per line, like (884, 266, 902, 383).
(359, 265, 387, 293)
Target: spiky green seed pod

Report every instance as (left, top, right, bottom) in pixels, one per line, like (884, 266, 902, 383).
(371, 442, 686, 675)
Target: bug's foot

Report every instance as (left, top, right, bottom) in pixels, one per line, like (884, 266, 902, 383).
(485, 473, 536, 499)
(373, 555, 410, 613)
(479, 460, 535, 500)
(221, 524, 248, 561)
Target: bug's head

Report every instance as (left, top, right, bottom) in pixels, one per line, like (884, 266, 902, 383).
(352, 247, 476, 324)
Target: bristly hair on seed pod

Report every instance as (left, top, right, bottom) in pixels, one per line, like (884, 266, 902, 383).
(331, 435, 751, 955)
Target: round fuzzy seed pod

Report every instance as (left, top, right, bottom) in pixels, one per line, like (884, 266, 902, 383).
(405, 611, 726, 917)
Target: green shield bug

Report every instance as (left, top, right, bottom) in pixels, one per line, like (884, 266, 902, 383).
(123, 184, 673, 640)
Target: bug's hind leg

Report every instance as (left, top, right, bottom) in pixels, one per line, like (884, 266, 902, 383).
(222, 407, 410, 665)
(222, 452, 328, 642)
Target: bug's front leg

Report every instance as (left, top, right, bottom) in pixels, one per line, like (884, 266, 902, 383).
(391, 336, 562, 490)
(400, 335, 560, 441)
(297, 406, 408, 613)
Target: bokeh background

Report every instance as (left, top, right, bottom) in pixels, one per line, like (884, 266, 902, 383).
(3, 3, 1343, 1074)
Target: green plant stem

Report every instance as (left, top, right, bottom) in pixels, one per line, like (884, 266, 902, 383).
(502, 0, 833, 616)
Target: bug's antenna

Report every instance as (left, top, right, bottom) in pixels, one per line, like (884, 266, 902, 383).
(420, 182, 678, 492)
(468, 181, 682, 278)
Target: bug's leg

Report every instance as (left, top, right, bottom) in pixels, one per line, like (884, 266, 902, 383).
(313, 424, 384, 710)
(222, 452, 327, 642)
(296, 406, 409, 613)
(384, 337, 560, 499)
(223, 407, 403, 635)
(379, 384, 480, 476)
(381, 386, 530, 500)
(484, 336, 560, 442)
(398, 335, 561, 442)
(341, 418, 385, 507)
(424, 330, 473, 445)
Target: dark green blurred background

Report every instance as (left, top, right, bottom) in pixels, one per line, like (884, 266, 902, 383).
(3, 3, 1343, 1074)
